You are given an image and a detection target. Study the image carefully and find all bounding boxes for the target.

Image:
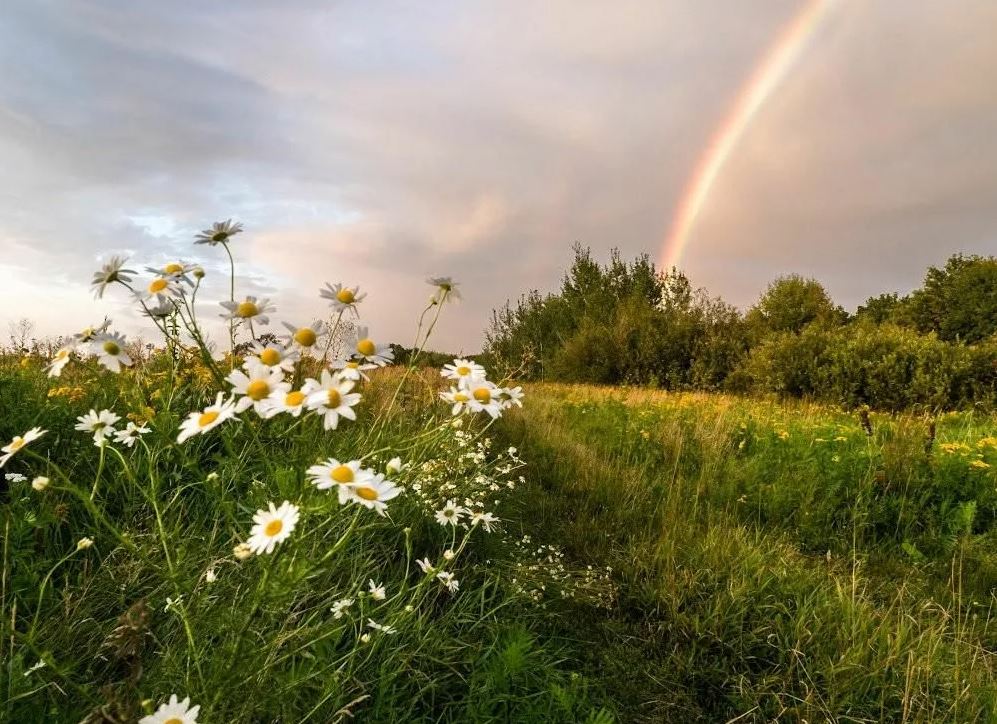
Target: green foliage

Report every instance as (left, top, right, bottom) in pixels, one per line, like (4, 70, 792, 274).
(745, 274, 846, 337)
(908, 254, 997, 342)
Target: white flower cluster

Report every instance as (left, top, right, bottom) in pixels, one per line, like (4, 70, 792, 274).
(507, 536, 617, 610)
(439, 358, 523, 419)
(74, 408, 151, 448)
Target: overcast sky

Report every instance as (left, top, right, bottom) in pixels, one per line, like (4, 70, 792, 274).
(2, 0, 995, 351)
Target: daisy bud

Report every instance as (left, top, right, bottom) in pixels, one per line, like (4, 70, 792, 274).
(193, 266, 206, 279)
(443, 549, 455, 561)
(76, 537, 94, 551)
(233, 543, 253, 560)
(31, 476, 50, 492)
(360, 633, 371, 644)
(205, 568, 217, 583)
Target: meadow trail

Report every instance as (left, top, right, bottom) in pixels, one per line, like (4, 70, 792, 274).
(500, 383, 997, 722)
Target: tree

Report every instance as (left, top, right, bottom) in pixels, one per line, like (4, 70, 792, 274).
(7, 318, 34, 352)
(746, 275, 845, 337)
(907, 254, 997, 343)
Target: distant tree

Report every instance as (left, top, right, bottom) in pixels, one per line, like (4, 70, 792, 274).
(855, 293, 908, 325)
(746, 275, 845, 337)
(7, 318, 34, 352)
(907, 254, 997, 343)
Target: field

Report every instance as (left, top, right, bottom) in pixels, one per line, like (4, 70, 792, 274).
(4, 353, 997, 720)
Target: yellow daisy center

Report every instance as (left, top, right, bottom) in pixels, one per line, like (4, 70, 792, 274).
(327, 389, 342, 407)
(473, 387, 491, 403)
(198, 411, 219, 428)
(164, 263, 183, 274)
(10, 437, 25, 451)
(337, 289, 356, 304)
(259, 348, 281, 366)
(246, 380, 270, 400)
(264, 519, 283, 537)
(148, 278, 169, 293)
(56, 349, 69, 359)
(457, 366, 471, 376)
(454, 392, 469, 403)
(164, 719, 183, 724)
(285, 391, 306, 407)
(211, 231, 228, 242)
(330, 465, 354, 484)
(356, 339, 376, 357)
(294, 328, 317, 347)
(236, 301, 259, 318)
(102, 340, 121, 356)
(346, 361, 359, 369)
(355, 486, 378, 501)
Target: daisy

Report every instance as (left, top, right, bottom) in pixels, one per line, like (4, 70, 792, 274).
(368, 580, 386, 600)
(75, 409, 121, 446)
(219, 296, 275, 326)
(91, 256, 136, 299)
(93, 333, 133, 373)
(366, 618, 397, 634)
(330, 358, 378, 382)
(136, 275, 182, 304)
(74, 319, 111, 344)
(226, 361, 289, 415)
(330, 598, 354, 619)
(31, 476, 50, 491)
(320, 282, 366, 312)
(440, 387, 473, 416)
(282, 320, 324, 352)
(435, 500, 467, 527)
(114, 421, 151, 447)
(247, 340, 298, 372)
(416, 558, 435, 574)
(351, 326, 394, 366)
(427, 276, 461, 303)
(146, 261, 196, 284)
(45, 346, 74, 378)
(177, 393, 237, 443)
(464, 380, 504, 419)
(261, 388, 309, 418)
(436, 571, 460, 593)
(499, 386, 525, 409)
(386, 457, 404, 474)
(303, 370, 361, 430)
(139, 694, 200, 724)
(305, 458, 375, 504)
(194, 219, 243, 245)
(347, 474, 402, 516)
(247, 500, 299, 555)
(441, 358, 487, 385)
(142, 300, 177, 320)
(1, 427, 46, 468)
(470, 511, 500, 532)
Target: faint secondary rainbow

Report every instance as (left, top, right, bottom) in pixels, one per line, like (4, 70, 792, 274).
(660, 0, 833, 270)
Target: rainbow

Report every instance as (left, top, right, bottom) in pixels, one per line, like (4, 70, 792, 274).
(660, 0, 834, 271)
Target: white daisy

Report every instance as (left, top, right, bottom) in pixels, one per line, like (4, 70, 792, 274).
(427, 276, 461, 304)
(113, 421, 151, 447)
(0, 427, 46, 468)
(282, 320, 324, 352)
(351, 326, 393, 366)
(73, 319, 111, 344)
(436, 571, 460, 593)
(247, 340, 298, 372)
(346, 474, 402, 516)
(320, 282, 367, 312)
(139, 694, 200, 724)
(31, 476, 50, 492)
(499, 386, 525, 409)
(226, 361, 289, 416)
(261, 388, 309, 418)
(470, 511, 500, 532)
(435, 500, 467, 527)
(366, 618, 397, 634)
(441, 358, 486, 384)
(416, 558, 435, 574)
(246, 500, 300, 555)
(194, 219, 243, 245)
(330, 358, 378, 382)
(368, 580, 386, 600)
(440, 387, 473, 416)
(386, 457, 404, 475)
(464, 380, 504, 419)
(303, 370, 361, 430)
(330, 598, 354, 619)
(305, 458, 375, 504)
(136, 275, 182, 304)
(45, 346, 74, 378)
(75, 409, 121, 446)
(142, 299, 177, 320)
(219, 296, 276, 326)
(91, 256, 136, 299)
(93, 333, 133, 373)
(146, 261, 197, 285)
(177, 393, 238, 443)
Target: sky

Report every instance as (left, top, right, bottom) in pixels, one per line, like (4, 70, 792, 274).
(1, 0, 996, 352)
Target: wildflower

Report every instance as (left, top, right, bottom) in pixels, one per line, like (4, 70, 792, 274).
(136, 275, 182, 304)
(164, 596, 183, 613)
(306, 458, 375, 504)
(261, 387, 310, 418)
(75, 409, 121, 446)
(177, 393, 238, 443)
(427, 276, 461, 303)
(441, 358, 486, 384)
(303, 370, 361, 430)
(331, 598, 354, 619)
(76, 537, 94, 551)
(386, 457, 404, 474)
(31, 476, 50, 492)
(499, 386, 525, 409)
(113, 421, 151, 448)
(74, 319, 111, 344)
(350, 326, 393, 366)
(142, 299, 177, 320)
(470, 511, 500, 532)
(45, 346, 74, 378)
(246, 500, 300, 555)
(1, 427, 47, 468)
(440, 387, 473, 416)
(435, 500, 467, 527)
(416, 558, 435, 574)
(147, 261, 196, 284)
(330, 358, 378, 382)
(219, 296, 275, 325)
(247, 340, 298, 372)
(5, 472, 26, 483)
(204, 568, 217, 584)
(227, 361, 289, 416)
(442, 549, 455, 561)
(320, 282, 366, 312)
(366, 618, 397, 634)
(282, 320, 325, 351)
(194, 219, 243, 245)
(436, 571, 460, 593)
(971, 459, 991, 470)
(91, 256, 136, 298)
(368, 580, 386, 601)
(464, 380, 504, 418)
(139, 694, 200, 724)
(233, 543, 253, 560)
(360, 633, 372, 644)
(347, 474, 402, 516)
(93, 333, 133, 373)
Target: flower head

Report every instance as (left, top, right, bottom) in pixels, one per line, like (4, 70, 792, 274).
(441, 358, 486, 384)
(31, 476, 50, 492)
(139, 694, 201, 724)
(427, 276, 461, 304)
(282, 320, 325, 351)
(247, 340, 298, 372)
(368, 580, 386, 601)
(75, 409, 121, 446)
(246, 500, 300, 555)
(346, 474, 402, 516)
(195, 219, 243, 245)
(91, 256, 136, 298)
(226, 361, 289, 416)
(306, 458, 375, 504)
(76, 537, 94, 551)
(114, 421, 151, 447)
(330, 358, 378, 382)
(436, 571, 460, 593)
(366, 618, 397, 634)
(320, 282, 367, 312)
(136, 275, 182, 304)
(74, 319, 112, 344)
(177, 393, 237, 443)
(435, 499, 467, 527)
(351, 326, 393, 366)
(1, 427, 47, 468)
(93, 333, 133, 373)
(331, 597, 355, 619)
(261, 387, 310, 418)
(45, 346, 74, 378)
(303, 370, 361, 430)
(220, 296, 275, 325)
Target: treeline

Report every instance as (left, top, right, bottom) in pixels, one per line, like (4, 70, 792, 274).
(484, 246, 997, 411)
